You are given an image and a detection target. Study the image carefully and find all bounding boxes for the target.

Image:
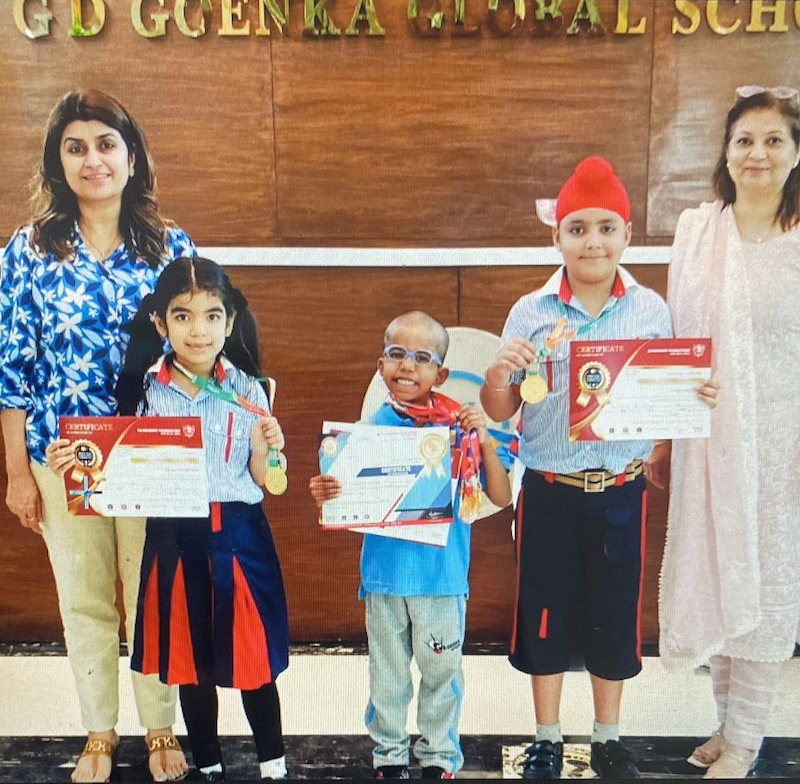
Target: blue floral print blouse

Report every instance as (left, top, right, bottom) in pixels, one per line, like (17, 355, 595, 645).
(0, 224, 196, 464)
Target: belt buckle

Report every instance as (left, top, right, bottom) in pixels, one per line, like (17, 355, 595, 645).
(583, 470, 607, 493)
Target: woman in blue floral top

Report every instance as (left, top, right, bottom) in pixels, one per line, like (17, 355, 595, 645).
(0, 89, 196, 783)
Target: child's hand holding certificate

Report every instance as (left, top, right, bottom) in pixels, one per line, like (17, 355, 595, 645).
(317, 421, 454, 531)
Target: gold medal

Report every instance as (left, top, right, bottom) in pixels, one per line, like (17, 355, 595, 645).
(460, 494, 477, 524)
(264, 448, 288, 495)
(265, 465, 288, 495)
(519, 372, 548, 404)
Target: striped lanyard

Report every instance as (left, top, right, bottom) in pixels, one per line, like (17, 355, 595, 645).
(521, 297, 620, 404)
(172, 359, 287, 494)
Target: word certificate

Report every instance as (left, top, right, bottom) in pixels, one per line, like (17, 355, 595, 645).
(60, 416, 209, 517)
(318, 422, 454, 542)
(568, 338, 712, 441)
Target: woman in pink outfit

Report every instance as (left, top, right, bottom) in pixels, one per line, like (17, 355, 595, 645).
(658, 85, 800, 779)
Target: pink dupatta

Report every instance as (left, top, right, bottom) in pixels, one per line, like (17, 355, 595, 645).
(658, 202, 761, 669)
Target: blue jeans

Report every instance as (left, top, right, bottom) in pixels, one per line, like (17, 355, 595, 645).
(364, 593, 466, 773)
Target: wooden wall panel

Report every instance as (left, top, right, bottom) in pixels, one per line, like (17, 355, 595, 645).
(272, 4, 655, 244)
(187, 265, 462, 641)
(0, 260, 670, 643)
(0, 465, 60, 639)
(0, 1, 662, 247)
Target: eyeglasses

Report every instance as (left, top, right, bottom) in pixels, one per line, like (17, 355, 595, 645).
(736, 85, 799, 101)
(382, 344, 443, 367)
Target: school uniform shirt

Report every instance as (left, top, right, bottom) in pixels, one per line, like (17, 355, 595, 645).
(503, 265, 673, 475)
(143, 355, 266, 504)
(134, 355, 289, 689)
(358, 403, 476, 598)
(0, 224, 196, 464)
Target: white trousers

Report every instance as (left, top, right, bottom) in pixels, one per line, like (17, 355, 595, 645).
(33, 462, 176, 732)
(711, 654, 782, 751)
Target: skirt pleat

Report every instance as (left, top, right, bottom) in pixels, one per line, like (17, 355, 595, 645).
(132, 502, 289, 688)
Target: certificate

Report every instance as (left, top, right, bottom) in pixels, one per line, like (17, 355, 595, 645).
(318, 421, 454, 537)
(568, 338, 712, 441)
(60, 417, 209, 517)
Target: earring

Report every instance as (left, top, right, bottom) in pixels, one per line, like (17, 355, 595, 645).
(129, 165, 135, 177)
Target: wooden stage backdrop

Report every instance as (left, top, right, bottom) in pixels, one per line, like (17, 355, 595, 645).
(1, 0, 799, 644)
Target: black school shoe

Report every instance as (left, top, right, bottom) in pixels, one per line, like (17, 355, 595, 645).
(374, 765, 410, 779)
(520, 740, 563, 779)
(590, 740, 641, 778)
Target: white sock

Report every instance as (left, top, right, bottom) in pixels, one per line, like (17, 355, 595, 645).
(259, 755, 287, 779)
(199, 762, 223, 775)
(535, 723, 563, 744)
(592, 721, 619, 744)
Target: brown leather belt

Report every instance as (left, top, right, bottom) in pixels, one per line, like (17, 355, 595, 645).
(535, 460, 644, 493)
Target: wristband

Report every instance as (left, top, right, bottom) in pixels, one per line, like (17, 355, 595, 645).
(487, 377, 512, 392)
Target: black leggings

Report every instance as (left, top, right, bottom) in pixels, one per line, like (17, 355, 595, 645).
(179, 682, 284, 769)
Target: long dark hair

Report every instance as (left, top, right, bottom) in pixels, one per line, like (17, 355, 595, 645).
(712, 90, 800, 231)
(116, 257, 263, 415)
(30, 88, 170, 266)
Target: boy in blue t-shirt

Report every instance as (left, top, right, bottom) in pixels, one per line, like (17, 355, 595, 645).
(310, 311, 511, 780)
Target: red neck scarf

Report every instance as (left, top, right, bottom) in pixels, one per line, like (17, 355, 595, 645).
(386, 392, 462, 426)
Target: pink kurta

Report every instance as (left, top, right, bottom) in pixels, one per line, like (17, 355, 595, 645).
(659, 201, 800, 667)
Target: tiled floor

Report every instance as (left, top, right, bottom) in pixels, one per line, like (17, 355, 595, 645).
(0, 650, 798, 780)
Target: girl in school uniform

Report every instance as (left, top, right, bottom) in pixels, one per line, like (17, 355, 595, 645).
(48, 257, 290, 781)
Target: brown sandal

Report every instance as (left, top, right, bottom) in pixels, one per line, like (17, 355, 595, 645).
(72, 737, 118, 783)
(146, 733, 188, 782)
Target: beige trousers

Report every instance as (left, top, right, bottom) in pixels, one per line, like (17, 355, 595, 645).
(32, 462, 176, 732)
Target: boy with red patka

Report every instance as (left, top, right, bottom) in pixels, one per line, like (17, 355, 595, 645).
(481, 157, 673, 779)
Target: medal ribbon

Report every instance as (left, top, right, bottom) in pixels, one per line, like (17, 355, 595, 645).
(171, 359, 287, 494)
(387, 392, 483, 523)
(555, 296, 619, 337)
(523, 297, 621, 398)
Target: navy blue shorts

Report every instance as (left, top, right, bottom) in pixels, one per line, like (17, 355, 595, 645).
(508, 469, 646, 681)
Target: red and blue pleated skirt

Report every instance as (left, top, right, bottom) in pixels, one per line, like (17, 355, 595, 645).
(131, 501, 289, 690)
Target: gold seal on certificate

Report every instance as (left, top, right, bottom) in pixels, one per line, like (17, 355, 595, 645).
(419, 432, 448, 477)
(519, 372, 548, 404)
(576, 361, 611, 407)
(320, 436, 339, 457)
(72, 439, 103, 471)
